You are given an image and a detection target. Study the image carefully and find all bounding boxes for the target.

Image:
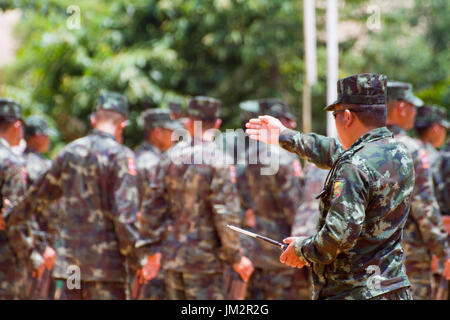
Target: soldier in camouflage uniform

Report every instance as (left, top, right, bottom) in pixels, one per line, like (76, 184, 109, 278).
(23, 116, 60, 299)
(436, 141, 450, 216)
(0, 99, 45, 299)
(142, 96, 253, 300)
(246, 73, 417, 300)
(133, 109, 182, 300)
(386, 82, 450, 300)
(234, 99, 304, 300)
(414, 105, 449, 211)
(6, 91, 155, 300)
(290, 162, 328, 300)
(414, 105, 450, 299)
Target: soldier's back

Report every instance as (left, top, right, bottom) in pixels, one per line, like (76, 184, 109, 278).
(163, 140, 241, 273)
(52, 130, 138, 282)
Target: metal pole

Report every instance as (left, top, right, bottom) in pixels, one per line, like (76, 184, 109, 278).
(326, 0, 338, 138)
(303, 0, 317, 133)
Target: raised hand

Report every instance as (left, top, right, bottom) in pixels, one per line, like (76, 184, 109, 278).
(245, 115, 287, 145)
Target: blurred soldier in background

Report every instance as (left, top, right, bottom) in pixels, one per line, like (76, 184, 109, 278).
(133, 109, 182, 300)
(437, 140, 450, 217)
(236, 99, 303, 300)
(290, 162, 328, 299)
(414, 105, 450, 299)
(414, 105, 449, 206)
(23, 115, 58, 299)
(6, 91, 155, 300)
(0, 99, 45, 299)
(143, 96, 253, 299)
(386, 82, 450, 300)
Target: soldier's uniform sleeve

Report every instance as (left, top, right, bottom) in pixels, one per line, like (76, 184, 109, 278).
(210, 164, 243, 265)
(137, 159, 171, 255)
(294, 162, 368, 265)
(279, 129, 344, 170)
(5, 159, 62, 270)
(110, 151, 149, 266)
(409, 150, 450, 262)
(436, 152, 450, 215)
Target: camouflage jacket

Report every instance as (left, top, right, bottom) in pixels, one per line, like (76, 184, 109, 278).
(135, 142, 162, 204)
(134, 141, 164, 253)
(387, 125, 449, 264)
(141, 139, 243, 273)
(235, 141, 302, 270)
(422, 142, 446, 215)
(23, 147, 52, 187)
(7, 130, 149, 282)
(0, 139, 42, 297)
(23, 147, 56, 250)
(279, 127, 413, 300)
(291, 162, 328, 238)
(436, 142, 450, 215)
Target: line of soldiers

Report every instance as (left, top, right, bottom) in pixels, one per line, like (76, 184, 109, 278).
(0, 77, 448, 299)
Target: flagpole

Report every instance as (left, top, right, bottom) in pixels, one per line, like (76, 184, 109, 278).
(302, 0, 317, 133)
(326, 0, 338, 138)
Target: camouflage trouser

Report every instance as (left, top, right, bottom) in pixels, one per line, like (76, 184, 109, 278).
(291, 267, 313, 300)
(165, 270, 225, 300)
(405, 262, 434, 300)
(0, 261, 27, 300)
(129, 270, 166, 300)
(57, 280, 126, 300)
(246, 267, 297, 300)
(24, 268, 54, 299)
(369, 287, 413, 300)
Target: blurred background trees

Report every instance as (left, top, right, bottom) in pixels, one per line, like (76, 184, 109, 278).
(0, 0, 448, 154)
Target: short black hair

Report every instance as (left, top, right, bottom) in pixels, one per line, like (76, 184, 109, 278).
(348, 104, 387, 128)
(415, 123, 432, 137)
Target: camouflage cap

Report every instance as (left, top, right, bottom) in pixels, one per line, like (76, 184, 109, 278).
(387, 81, 424, 107)
(324, 73, 387, 111)
(141, 109, 183, 131)
(239, 100, 260, 123)
(0, 98, 22, 120)
(259, 98, 295, 120)
(96, 90, 129, 118)
(415, 105, 449, 130)
(24, 115, 58, 138)
(187, 96, 221, 120)
(169, 101, 184, 120)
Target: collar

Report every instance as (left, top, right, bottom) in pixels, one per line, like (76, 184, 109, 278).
(386, 124, 406, 136)
(140, 141, 161, 155)
(348, 127, 394, 152)
(0, 138, 11, 149)
(90, 129, 116, 141)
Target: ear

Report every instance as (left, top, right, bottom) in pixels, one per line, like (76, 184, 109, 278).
(397, 102, 407, 117)
(90, 114, 96, 127)
(183, 117, 192, 130)
(13, 120, 22, 129)
(214, 118, 222, 129)
(343, 109, 354, 128)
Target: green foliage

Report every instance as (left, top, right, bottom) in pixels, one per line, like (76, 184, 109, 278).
(0, 0, 448, 153)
